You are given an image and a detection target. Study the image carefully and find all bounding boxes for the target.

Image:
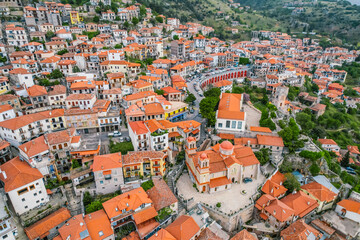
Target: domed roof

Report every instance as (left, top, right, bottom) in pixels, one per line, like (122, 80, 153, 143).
(220, 140, 233, 150)
(200, 153, 207, 159)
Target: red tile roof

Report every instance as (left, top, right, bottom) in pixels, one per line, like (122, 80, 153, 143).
(0, 157, 44, 192)
(165, 215, 200, 240)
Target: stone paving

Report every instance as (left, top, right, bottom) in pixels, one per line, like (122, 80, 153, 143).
(244, 104, 262, 129)
(176, 173, 266, 214)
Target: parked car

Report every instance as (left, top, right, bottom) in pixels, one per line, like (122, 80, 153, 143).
(125, 137, 130, 142)
(119, 137, 124, 142)
(108, 131, 121, 137)
(243, 178, 253, 183)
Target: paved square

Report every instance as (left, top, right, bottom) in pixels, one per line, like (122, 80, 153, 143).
(176, 172, 266, 214)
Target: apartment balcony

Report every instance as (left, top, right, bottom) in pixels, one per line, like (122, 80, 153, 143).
(152, 164, 160, 167)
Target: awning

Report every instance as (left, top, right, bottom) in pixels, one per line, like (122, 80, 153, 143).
(103, 170, 112, 175)
(169, 131, 181, 138)
(191, 129, 200, 135)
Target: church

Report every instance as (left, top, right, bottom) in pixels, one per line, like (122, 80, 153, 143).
(185, 137, 260, 193)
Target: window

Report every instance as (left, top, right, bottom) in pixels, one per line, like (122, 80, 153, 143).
(100, 181, 104, 184)
(29, 185, 35, 190)
(22, 198, 25, 202)
(218, 123, 223, 128)
(36, 200, 39, 203)
(24, 206, 28, 209)
(99, 231, 104, 237)
(231, 121, 236, 129)
(237, 121, 242, 129)
(226, 121, 230, 128)
(39, 191, 42, 194)
(17, 188, 28, 195)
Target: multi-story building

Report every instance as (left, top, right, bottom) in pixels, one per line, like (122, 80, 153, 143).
(122, 151, 167, 180)
(47, 85, 67, 106)
(0, 109, 65, 147)
(0, 140, 12, 164)
(0, 157, 49, 215)
(215, 93, 246, 133)
(185, 138, 260, 193)
(5, 26, 28, 47)
(93, 153, 124, 194)
(27, 85, 49, 108)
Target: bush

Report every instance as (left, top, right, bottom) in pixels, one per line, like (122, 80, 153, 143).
(284, 173, 300, 193)
(72, 159, 81, 169)
(86, 201, 103, 214)
(109, 140, 134, 155)
(83, 191, 93, 206)
(141, 180, 154, 191)
(309, 164, 320, 176)
(216, 202, 221, 208)
(299, 151, 323, 162)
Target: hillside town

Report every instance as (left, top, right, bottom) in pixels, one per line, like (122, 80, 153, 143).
(0, 0, 359, 239)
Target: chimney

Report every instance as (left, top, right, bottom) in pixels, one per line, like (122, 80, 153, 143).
(2, 171, 7, 179)
(127, 194, 130, 199)
(247, 140, 250, 146)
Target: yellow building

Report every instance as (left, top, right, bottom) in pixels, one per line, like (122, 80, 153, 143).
(70, 11, 82, 25)
(122, 150, 167, 180)
(165, 101, 188, 122)
(0, 77, 10, 95)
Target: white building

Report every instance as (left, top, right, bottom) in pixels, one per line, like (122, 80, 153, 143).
(215, 93, 246, 133)
(128, 121, 150, 151)
(65, 94, 96, 109)
(318, 138, 340, 152)
(0, 157, 49, 215)
(335, 199, 360, 223)
(93, 153, 124, 195)
(5, 26, 28, 47)
(0, 105, 16, 122)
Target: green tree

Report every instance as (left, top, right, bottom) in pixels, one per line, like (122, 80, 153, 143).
(155, 89, 164, 95)
(254, 148, 270, 165)
(203, 87, 221, 98)
(199, 96, 219, 126)
(132, 17, 139, 25)
(340, 151, 350, 167)
(114, 44, 122, 49)
(310, 163, 321, 176)
(155, 16, 163, 23)
(123, 21, 130, 29)
(296, 112, 315, 133)
(86, 201, 103, 213)
(0, 56, 8, 63)
(72, 159, 81, 169)
(139, 5, 147, 18)
(185, 93, 196, 104)
(83, 191, 93, 206)
(239, 57, 250, 65)
(93, 15, 100, 23)
(73, 66, 81, 73)
(46, 31, 55, 40)
(57, 49, 69, 55)
(284, 173, 300, 193)
(173, 35, 179, 40)
(49, 69, 64, 79)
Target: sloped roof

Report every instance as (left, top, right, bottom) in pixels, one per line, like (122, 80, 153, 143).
(165, 215, 200, 240)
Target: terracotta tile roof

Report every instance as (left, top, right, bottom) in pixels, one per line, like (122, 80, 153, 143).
(231, 229, 258, 240)
(144, 103, 164, 116)
(0, 94, 18, 102)
(347, 145, 360, 155)
(318, 138, 338, 146)
(27, 85, 47, 97)
(129, 121, 149, 135)
(9, 68, 30, 75)
(93, 153, 122, 172)
(146, 178, 177, 211)
(0, 140, 10, 151)
(66, 93, 94, 100)
(213, 80, 232, 88)
(48, 85, 66, 95)
(281, 219, 322, 240)
(40, 56, 60, 64)
(281, 191, 319, 217)
(271, 171, 286, 185)
(25, 208, 71, 240)
(122, 151, 165, 166)
(161, 86, 181, 94)
(209, 176, 232, 188)
(250, 126, 272, 133)
(301, 182, 337, 202)
(148, 229, 176, 240)
(256, 134, 284, 147)
(264, 199, 295, 222)
(311, 219, 336, 236)
(123, 91, 156, 102)
(0, 157, 44, 192)
(18, 135, 49, 158)
(234, 137, 257, 145)
(122, 231, 140, 240)
(133, 206, 158, 224)
(255, 194, 275, 210)
(84, 209, 114, 240)
(337, 199, 360, 214)
(0, 104, 13, 113)
(102, 188, 153, 219)
(261, 179, 287, 198)
(165, 215, 200, 240)
(0, 109, 64, 130)
(71, 80, 96, 90)
(217, 133, 235, 140)
(58, 214, 90, 240)
(217, 93, 245, 120)
(144, 119, 165, 133)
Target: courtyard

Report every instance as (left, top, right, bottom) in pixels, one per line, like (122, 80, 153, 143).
(176, 172, 266, 214)
(244, 104, 262, 129)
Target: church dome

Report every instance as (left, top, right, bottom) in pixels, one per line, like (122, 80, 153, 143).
(200, 153, 207, 159)
(220, 141, 233, 150)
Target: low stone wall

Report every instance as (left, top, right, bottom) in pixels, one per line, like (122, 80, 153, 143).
(200, 202, 254, 232)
